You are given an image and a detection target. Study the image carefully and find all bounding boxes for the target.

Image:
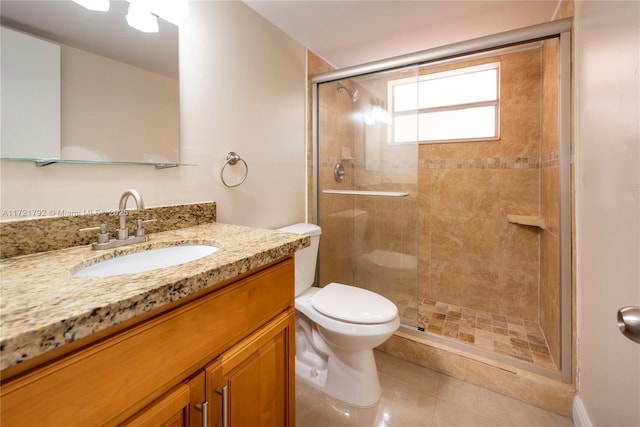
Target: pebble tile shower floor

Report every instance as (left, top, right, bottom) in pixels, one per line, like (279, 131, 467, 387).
(418, 299, 557, 370)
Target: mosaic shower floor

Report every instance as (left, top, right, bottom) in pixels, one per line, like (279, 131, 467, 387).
(417, 299, 558, 371)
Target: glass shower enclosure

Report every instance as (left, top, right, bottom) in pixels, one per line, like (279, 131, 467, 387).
(316, 67, 420, 329)
(312, 19, 572, 383)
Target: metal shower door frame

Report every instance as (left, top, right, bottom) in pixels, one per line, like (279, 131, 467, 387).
(311, 18, 573, 383)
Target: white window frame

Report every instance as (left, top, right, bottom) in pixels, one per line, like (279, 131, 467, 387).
(387, 62, 501, 144)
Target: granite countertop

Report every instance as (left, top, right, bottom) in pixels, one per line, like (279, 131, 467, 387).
(0, 222, 309, 371)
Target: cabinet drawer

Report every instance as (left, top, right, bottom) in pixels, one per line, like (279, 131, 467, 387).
(0, 257, 294, 426)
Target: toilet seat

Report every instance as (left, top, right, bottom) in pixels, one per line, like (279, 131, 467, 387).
(310, 283, 398, 324)
(296, 288, 399, 337)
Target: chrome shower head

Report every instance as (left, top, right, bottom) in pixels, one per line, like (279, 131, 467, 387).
(336, 82, 360, 102)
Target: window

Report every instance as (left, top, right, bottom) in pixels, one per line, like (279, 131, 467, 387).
(389, 62, 500, 144)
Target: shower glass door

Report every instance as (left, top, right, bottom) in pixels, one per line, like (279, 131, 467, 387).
(313, 24, 571, 382)
(316, 67, 420, 328)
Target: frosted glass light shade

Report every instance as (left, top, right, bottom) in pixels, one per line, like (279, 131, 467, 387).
(126, 1, 159, 33)
(72, 0, 110, 12)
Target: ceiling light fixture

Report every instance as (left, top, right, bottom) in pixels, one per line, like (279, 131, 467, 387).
(126, 0, 159, 33)
(149, 0, 190, 26)
(72, 0, 110, 12)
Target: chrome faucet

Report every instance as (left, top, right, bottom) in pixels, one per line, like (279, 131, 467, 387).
(117, 189, 144, 240)
(79, 189, 156, 250)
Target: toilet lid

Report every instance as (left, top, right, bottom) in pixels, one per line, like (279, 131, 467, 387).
(310, 283, 398, 324)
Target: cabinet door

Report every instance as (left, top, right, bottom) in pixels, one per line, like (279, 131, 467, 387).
(121, 384, 190, 427)
(207, 310, 295, 427)
(122, 372, 207, 427)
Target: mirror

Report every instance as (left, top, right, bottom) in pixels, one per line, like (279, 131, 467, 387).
(0, 0, 180, 165)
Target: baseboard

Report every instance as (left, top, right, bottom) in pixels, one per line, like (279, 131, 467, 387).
(573, 395, 593, 427)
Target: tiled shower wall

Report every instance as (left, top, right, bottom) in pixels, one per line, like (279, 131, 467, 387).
(313, 45, 560, 367)
(417, 49, 544, 323)
(317, 79, 358, 287)
(540, 38, 561, 364)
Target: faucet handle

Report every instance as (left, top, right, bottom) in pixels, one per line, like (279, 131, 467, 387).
(79, 223, 110, 244)
(135, 218, 158, 237)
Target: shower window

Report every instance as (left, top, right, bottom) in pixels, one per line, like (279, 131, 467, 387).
(389, 62, 500, 144)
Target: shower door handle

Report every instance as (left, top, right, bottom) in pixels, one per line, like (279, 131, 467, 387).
(617, 306, 640, 344)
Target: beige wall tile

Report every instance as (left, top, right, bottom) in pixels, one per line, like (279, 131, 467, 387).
(499, 169, 540, 215)
(464, 169, 502, 218)
(540, 231, 561, 361)
(463, 216, 503, 263)
(430, 169, 467, 215)
(541, 166, 560, 235)
(462, 261, 503, 314)
(500, 268, 539, 320)
(430, 214, 465, 262)
(430, 259, 464, 306)
(500, 221, 540, 272)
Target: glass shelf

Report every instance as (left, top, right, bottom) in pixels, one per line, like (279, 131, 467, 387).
(1, 157, 196, 169)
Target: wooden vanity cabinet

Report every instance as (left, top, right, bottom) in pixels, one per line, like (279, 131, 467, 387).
(207, 310, 295, 426)
(0, 257, 295, 426)
(123, 310, 295, 427)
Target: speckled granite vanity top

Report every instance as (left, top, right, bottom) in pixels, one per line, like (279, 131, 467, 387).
(0, 223, 309, 371)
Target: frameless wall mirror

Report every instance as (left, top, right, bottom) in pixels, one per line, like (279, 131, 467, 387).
(0, 0, 180, 166)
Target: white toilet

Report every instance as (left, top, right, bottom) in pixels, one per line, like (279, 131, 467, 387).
(277, 223, 400, 407)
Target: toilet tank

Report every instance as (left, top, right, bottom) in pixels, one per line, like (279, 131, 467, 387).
(276, 223, 321, 296)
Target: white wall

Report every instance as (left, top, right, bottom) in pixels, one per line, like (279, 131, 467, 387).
(1, 27, 60, 158)
(574, 1, 640, 425)
(0, 1, 307, 230)
(61, 44, 179, 163)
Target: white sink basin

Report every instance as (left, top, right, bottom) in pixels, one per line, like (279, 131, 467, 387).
(74, 245, 220, 277)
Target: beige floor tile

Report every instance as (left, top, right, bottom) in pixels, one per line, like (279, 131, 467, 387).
(376, 374, 437, 426)
(437, 373, 575, 426)
(432, 399, 498, 427)
(437, 375, 490, 410)
(296, 351, 574, 427)
(296, 383, 379, 427)
(376, 350, 442, 397)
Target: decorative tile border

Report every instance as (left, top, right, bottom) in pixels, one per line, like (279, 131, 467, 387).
(319, 153, 559, 170)
(319, 156, 356, 168)
(0, 202, 216, 259)
(541, 151, 560, 168)
(420, 156, 540, 169)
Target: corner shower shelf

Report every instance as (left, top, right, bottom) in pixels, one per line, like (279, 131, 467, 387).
(507, 214, 546, 229)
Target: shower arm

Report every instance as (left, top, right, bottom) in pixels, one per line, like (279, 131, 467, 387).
(336, 82, 360, 102)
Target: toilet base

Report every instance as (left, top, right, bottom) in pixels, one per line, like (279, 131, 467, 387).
(295, 348, 382, 408)
(295, 357, 328, 391)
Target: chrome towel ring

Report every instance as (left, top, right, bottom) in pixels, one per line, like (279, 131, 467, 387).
(220, 152, 248, 188)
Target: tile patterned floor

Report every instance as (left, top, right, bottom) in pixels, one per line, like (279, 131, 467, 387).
(296, 350, 574, 427)
(418, 299, 557, 371)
